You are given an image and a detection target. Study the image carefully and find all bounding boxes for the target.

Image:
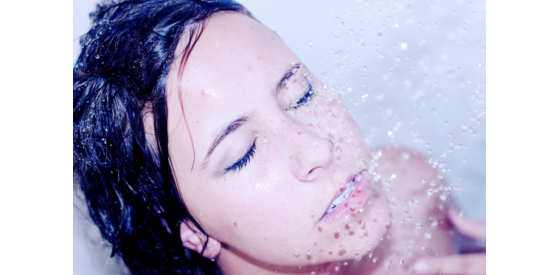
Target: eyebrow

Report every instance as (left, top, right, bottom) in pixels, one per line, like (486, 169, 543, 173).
(274, 63, 302, 95)
(203, 115, 250, 168)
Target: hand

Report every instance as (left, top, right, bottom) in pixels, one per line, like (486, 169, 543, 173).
(412, 208, 486, 274)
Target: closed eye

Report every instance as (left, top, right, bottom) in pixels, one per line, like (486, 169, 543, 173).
(287, 83, 314, 110)
(224, 138, 257, 172)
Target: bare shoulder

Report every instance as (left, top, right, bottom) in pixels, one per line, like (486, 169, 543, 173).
(359, 146, 455, 274)
(371, 145, 452, 225)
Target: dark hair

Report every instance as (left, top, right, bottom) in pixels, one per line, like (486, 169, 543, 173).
(73, 0, 249, 274)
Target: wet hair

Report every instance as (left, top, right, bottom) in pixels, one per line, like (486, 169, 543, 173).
(73, 0, 248, 274)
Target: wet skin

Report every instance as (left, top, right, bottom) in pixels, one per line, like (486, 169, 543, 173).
(163, 13, 453, 274)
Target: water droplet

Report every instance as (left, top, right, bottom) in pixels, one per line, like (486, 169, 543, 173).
(439, 194, 447, 201)
(431, 220, 438, 227)
(424, 232, 432, 239)
(401, 43, 408, 50)
(355, 255, 362, 261)
(293, 250, 300, 257)
(399, 259, 404, 265)
(95, 55, 100, 59)
(402, 152, 410, 159)
(335, 266, 340, 271)
(373, 257, 378, 263)
(427, 189, 433, 196)
(416, 221, 422, 229)
(421, 178, 426, 184)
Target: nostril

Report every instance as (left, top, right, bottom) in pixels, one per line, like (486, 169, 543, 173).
(308, 166, 320, 176)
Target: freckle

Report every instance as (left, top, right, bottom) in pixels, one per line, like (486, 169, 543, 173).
(351, 194, 355, 198)
(373, 219, 377, 222)
(338, 249, 346, 256)
(349, 231, 354, 236)
(298, 131, 301, 134)
(318, 227, 322, 232)
(233, 222, 237, 227)
(314, 243, 317, 246)
(306, 254, 312, 260)
(329, 250, 333, 255)
(319, 249, 324, 253)
(344, 202, 348, 207)
(334, 233, 340, 239)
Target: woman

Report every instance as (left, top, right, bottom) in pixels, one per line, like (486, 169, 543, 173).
(73, 0, 485, 274)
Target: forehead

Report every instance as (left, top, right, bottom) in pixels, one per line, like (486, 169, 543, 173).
(165, 13, 300, 161)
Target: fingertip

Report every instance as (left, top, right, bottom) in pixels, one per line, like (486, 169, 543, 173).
(412, 260, 430, 273)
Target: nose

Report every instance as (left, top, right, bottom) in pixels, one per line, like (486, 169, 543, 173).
(289, 130, 333, 182)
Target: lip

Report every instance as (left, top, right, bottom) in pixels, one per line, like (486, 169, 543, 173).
(319, 170, 371, 223)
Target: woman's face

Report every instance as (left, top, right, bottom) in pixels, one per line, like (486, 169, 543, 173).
(166, 13, 391, 266)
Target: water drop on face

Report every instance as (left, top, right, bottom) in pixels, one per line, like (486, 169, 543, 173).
(373, 257, 378, 263)
(421, 178, 426, 184)
(424, 232, 432, 239)
(95, 55, 100, 59)
(401, 43, 408, 50)
(335, 266, 340, 271)
(402, 152, 410, 159)
(439, 194, 448, 201)
(431, 220, 438, 227)
(355, 255, 362, 261)
(293, 250, 300, 257)
(416, 221, 422, 229)
(399, 259, 404, 265)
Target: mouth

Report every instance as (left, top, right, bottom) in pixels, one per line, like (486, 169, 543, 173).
(320, 170, 371, 222)
(325, 175, 359, 214)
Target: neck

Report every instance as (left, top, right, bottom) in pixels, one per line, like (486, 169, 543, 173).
(217, 246, 352, 275)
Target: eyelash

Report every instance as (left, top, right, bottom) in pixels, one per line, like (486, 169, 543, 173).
(287, 83, 315, 110)
(225, 138, 257, 172)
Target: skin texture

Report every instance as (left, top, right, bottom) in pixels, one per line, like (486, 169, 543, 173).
(164, 13, 458, 274)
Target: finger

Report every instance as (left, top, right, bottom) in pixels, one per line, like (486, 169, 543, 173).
(412, 254, 486, 274)
(448, 208, 486, 241)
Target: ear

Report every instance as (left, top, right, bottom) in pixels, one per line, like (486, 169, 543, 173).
(180, 221, 222, 259)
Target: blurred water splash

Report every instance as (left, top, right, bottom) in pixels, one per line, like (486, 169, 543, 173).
(240, 0, 486, 220)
